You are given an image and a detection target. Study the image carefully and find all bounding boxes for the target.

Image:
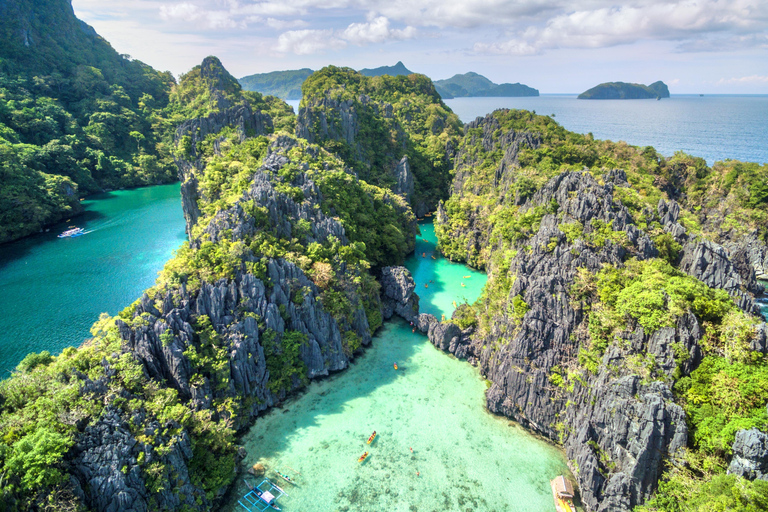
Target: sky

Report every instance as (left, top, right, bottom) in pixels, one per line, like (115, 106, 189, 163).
(71, 0, 768, 94)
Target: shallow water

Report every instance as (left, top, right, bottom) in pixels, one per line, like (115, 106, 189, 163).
(405, 220, 486, 319)
(0, 184, 186, 375)
(227, 221, 572, 512)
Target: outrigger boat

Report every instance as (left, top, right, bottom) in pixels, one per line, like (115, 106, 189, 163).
(550, 475, 575, 512)
(239, 478, 288, 511)
(367, 431, 377, 444)
(58, 226, 85, 238)
(358, 451, 370, 463)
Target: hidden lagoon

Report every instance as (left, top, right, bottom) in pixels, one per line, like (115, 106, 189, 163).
(225, 222, 573, 512)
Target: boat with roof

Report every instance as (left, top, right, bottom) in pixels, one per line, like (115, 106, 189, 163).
(239, 478, 288, 511)
(550, 475, 575, 512)
(58, 226, 85, 238)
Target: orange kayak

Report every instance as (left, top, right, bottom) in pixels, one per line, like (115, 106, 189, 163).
(394, 363, 398, 370)
(358, 452, 369, 462)
(367, 431, 377, 444)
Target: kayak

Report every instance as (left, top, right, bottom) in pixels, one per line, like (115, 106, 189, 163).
(367, 431, 377, 444)
(275, 471, 296, 485)
(394, 363, 398, 370)
(358, 451, 369, 463)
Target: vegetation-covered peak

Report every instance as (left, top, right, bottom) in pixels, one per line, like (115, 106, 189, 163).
(301, 65, 442, 105)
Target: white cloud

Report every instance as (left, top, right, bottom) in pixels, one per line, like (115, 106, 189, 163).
(342, 16, 416, 45)
(717, 75, 768, 85)
(265, 17, 309, 30)
(275, 29, 347, 55)
(472, 0, 768, 55)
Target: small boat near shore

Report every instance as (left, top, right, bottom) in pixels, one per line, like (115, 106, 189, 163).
(274, 470, 296, 486)
(358, 451, 370, 463)
(367, 431, 377, 444)
(551, 475, 575, 512)
(58, 227, 85, 238)
(239, 478, 287, 511)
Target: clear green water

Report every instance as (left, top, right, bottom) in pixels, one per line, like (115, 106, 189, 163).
(227, 220, 571, 512)
(405, 220, 486, 319)
(0, 184, 186, 375)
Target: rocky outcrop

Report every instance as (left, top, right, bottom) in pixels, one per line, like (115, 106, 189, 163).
(394, 156, 414, 203)
(679, 239, 760, 314)
(296, 79, 457, 217)
(70, 408, 198, 512)
(453, 114, 541, 200)
(380, 266, 419, 323)
(431, 171, 692, 510)
(728, 428, 768, 480)
(724, 232, 768, 281)
(173, 102, 273, 239)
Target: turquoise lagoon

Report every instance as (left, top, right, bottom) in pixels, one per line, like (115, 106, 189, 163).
(226, 220, 572, 512)
(0, 183, 186, 375)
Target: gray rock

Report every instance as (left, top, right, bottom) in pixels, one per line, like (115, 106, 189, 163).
(380, 266, 419, 323)
(728, 428, 768, 480)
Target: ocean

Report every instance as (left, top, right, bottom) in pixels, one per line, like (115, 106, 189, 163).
(288, 95, 768, 166)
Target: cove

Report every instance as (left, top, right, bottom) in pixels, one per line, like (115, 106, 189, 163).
(0, 183, 186, 375)
(226, 220, 572, 512)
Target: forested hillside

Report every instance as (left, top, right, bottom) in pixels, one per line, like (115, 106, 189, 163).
(0, 0, 177, 243)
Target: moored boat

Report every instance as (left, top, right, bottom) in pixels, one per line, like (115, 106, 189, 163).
(239, 478, 288, 511)
(550, 475, 575, 512)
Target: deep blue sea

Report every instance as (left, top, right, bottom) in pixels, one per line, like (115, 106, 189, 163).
(289, 95, 768, 165)
(444, 95, 768, 166)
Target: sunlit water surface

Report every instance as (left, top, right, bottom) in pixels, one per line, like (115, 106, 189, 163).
(226, 220, 572, 512)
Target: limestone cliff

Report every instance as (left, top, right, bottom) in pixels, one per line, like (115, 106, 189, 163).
(296, 66, 462, 218)
(431, 109, 768, 511)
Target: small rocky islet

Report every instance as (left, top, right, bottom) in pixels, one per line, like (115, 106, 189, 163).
(1, 2, 768, 511)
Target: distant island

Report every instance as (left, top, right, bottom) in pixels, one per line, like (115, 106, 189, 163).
(434, 72, 538, 98)
(578, 81, 670, 99)
(238, 68, 313, 100)
(359, 61, 413, 77)
(239, 64, 539, 100)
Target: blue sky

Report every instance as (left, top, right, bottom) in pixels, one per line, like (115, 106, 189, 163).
(72, 0, 768, 94)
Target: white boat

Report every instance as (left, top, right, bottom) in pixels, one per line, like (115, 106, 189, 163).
(58, 227, 85, 238)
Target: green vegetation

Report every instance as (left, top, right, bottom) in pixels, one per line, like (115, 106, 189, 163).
(0, 314, 237, 508)
(0, 0, 181, 243)
(578, 81, 670, 100)
(433, 72, 538, 99)
(301, 65, 463, 212)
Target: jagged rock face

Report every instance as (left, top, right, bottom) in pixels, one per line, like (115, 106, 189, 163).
(431, 171, 693, 511)
(436, 113, 543, 269)
(728, 428, 768, 480)
(394, 156, 414, 204)
(724, 232, 768, 281)
(453, 114, 542, 200)
(120, 259, 361, 420)
(70, 408, 199, 512)
(174, 103, 273, 239)
(199, 138, 348, 249)
(380, 266, 419, 323)
(679, 239, 761, 314)
(296, 97, 364, 153)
